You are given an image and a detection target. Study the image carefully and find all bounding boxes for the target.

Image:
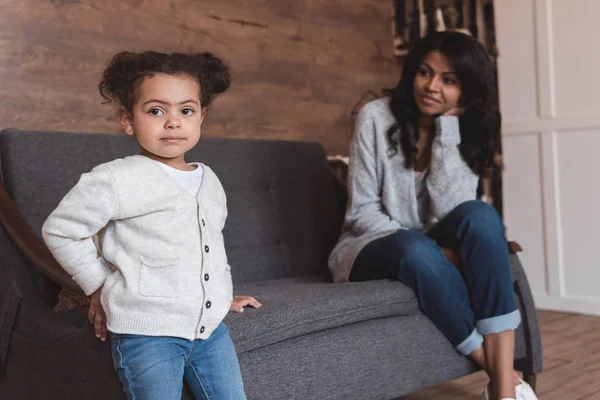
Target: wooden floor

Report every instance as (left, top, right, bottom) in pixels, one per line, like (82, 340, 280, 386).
(398, 310, 600, 400)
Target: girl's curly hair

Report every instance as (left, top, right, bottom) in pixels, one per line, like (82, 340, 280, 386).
(98, 51, 231, 113)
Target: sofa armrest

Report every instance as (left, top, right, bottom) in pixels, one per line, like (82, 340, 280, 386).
(0, 181, 81, 295)
(0, 281, 122, 398)
(0, 281, 21, 378)
(510, 253, 543, 374)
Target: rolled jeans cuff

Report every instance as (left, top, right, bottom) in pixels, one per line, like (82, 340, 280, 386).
(456, 328, 484, 355)
(476, 309, 521, 335)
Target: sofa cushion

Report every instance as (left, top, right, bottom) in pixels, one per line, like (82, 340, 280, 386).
(225, 275, 420, 354)
(238, 315, 477, 400)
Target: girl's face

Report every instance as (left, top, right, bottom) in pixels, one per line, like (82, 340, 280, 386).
(120, 73, 204, 169)
(413, 51, 463, 116)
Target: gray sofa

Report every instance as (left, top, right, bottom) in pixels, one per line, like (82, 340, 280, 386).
(0, 128, 542, 399)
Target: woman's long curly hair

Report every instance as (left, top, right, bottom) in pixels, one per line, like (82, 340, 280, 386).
(385, 31, 500, 175)
(98, 51, 231, 114)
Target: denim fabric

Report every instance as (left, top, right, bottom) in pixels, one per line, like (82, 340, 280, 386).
(350, 200, 521, 355)
(110, 322, 246, 400)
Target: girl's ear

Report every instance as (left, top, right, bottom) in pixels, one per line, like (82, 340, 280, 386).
(118, 107, 134, 136)
(200, 108, 208, 123)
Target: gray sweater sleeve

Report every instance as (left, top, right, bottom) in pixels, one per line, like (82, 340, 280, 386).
(427, 116, 479, 218)
(344, 105, 403, 235)
(42, 165, 118, 295)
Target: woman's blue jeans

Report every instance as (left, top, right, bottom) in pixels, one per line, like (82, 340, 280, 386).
(350, 200, 521, 355)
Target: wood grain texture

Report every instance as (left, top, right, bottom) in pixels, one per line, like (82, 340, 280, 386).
(0, 0, 400, 155)
(398, 310, 600, 400)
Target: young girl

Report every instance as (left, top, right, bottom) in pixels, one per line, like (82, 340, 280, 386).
(328, 32, 537, 400)
(42, 51, 260, 400)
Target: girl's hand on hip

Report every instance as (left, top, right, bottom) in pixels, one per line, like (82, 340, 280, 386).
(88, 286, 108, 341)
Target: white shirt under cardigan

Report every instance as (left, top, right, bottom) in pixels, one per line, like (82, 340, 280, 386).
(150, 159, 204, 197)
(328, 98, 479, 283)
(42, 155, 233, 341)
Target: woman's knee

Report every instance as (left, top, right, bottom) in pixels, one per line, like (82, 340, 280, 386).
(390, 230, 433, 257)
(391, 230, 444, 275)
(456, 200, 504, 234)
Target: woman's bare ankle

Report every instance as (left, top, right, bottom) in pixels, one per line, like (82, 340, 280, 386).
(513, 371, 521, 385)
(495, 381, 516, 400)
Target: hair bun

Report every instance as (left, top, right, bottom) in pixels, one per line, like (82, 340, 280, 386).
(198, 52, 231, 95)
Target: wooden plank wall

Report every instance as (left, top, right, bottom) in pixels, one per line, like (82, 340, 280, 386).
(0, 0, 400, 155)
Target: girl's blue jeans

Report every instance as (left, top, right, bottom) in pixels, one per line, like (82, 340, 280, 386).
(110, 322, 246, 400)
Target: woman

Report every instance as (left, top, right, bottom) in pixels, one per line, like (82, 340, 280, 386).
(328, 31, 536, 400)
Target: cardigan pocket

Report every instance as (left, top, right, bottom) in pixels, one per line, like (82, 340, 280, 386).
(138, 257, 179, 298)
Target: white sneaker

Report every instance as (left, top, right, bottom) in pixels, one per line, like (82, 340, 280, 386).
(481, 377, 538, 400)
(515, 377, 538, 400)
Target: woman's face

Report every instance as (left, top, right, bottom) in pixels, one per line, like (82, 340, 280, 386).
(413, 50, 463, 116)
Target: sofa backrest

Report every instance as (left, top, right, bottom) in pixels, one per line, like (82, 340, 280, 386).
(0, 129, 342, 284)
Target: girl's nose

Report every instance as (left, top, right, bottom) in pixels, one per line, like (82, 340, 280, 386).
(165, 117, 181, 129)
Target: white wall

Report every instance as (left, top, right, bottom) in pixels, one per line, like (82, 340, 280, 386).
(496, 0, 600, 316)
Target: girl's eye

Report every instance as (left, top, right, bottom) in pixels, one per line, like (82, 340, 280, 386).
(418, 67, 430, 76)
(148, 108, 163, 116)
(181, 108, 195, 116)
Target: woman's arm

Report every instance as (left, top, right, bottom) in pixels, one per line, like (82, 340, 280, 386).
(344, 105, 403, 235)
(426, 116, 479, 219)
(42, 165, 119, 295)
